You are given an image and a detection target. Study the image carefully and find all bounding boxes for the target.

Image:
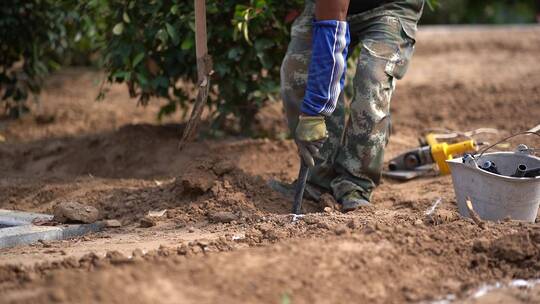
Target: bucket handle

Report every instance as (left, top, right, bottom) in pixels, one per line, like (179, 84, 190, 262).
(476, 131, 540, 161)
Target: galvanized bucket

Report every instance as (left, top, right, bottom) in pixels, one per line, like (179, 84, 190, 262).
(447, 147, 540, 222)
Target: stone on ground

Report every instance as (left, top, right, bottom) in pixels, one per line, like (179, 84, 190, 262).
(53, 201, 99, 224)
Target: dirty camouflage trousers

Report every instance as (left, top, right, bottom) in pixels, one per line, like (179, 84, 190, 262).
(281, 0, 424, 201)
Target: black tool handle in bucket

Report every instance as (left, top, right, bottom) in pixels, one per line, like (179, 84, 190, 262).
(292, 160, 309, 215)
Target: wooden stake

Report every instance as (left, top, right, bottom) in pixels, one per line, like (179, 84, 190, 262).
(465, 197, 485, 229)
(179, 0, 212, 150)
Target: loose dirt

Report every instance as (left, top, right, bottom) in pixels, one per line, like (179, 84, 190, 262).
(0, 26, 539, 303)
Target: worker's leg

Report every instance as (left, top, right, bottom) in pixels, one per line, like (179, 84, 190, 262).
(280, 0, 346, 191)
(331, 15, 418, 201)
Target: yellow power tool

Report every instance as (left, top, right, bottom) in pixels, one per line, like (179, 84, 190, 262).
(384, 133, 477, 180)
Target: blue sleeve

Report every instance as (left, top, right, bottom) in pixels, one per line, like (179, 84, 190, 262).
(301, 20, 350, 116)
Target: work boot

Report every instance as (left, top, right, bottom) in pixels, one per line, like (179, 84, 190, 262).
(268, 179, 323, 201)
(340, 191, 371, 212)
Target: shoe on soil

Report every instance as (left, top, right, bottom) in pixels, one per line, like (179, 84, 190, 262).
(340, 191, 371, 212)
(268, 179, 323, 201)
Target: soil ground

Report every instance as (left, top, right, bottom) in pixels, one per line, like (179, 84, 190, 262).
(1, 26, 540, 304)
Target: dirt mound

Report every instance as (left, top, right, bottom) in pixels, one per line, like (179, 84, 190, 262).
(1, 216, 539, 303)
(1, 27, 540, 303)
(2, 123, 183, 179)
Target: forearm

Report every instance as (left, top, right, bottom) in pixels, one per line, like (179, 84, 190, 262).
(301, 0, 351, 116)
(315, 0, 349, 20)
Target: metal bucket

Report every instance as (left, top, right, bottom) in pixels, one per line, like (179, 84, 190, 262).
(447, 148, 540, 222)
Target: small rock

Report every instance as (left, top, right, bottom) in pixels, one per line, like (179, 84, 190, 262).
(363, 223, 377, 234)
(319, 193, 338, 210)
(38, 239, 52, 248)
(177, 244, 189, 255)
(158, 245, 175, 256)
(132, 248, 144, 258)
(334, 225, 348, 235)
(106, 251, 132, 265)
(53, 201, 99, 224)
(263, 229, 286, 241)
(188, 226, 195, 233)
(347, 219, 361, 229)
(49, 289, 67, 302)
(147, 210, 167, 217)
(208, 211, 238, 223)
(139, 216, 156, 228)
(175, 219, 187, 228)
(427, 209, 460, 225)
(212, 160, 235, 175)
(470, 254, 488, 268)
(197, 239, 210, 247)
(317, 222, 330, 230)
(104, 219, 122, 228)
(323, 207, 333, 213)
(303, 215, 320, 225)
(472, 238, 490, 253)
(177, 170, 216, 194)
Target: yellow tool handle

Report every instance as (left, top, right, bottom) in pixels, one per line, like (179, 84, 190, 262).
(425, 133, 438, 147)
(431, 139, 477, 175)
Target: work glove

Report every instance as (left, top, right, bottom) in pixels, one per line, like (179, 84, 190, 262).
(295, 115, 328, 167)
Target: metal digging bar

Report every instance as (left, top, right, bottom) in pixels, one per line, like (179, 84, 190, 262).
(178, 0, 212, 150)
(292, 160, 309, 214)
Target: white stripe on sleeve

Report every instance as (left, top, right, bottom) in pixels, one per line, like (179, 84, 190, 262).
(320, 21, 347, 115)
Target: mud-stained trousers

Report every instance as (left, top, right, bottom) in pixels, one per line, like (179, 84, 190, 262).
(281, 0, 424, 201)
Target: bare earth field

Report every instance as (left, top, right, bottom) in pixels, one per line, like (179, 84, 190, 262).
(0, 26, 539, 303)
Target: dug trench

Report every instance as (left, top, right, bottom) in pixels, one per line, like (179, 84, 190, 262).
(1, 27, 540, 303)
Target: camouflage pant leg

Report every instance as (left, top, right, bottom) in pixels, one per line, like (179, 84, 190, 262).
(280, 0, 346, 191)
(330, 15, 418, 201)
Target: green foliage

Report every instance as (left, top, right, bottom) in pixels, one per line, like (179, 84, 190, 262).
(421, 0, 538, 24)
(0, 0, 106, 118)
(62, 1, 109, 66)
(426, 0, 440, 11)
(0, 0, 67, 117)
(3, 0, 537, 129)
(98, 0, 303, 134)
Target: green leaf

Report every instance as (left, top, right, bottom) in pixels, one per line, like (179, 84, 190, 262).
(426, 0, 439, 11)
(123, 12, 131, 23)
(242, 22, 252, 45)
(214, 62, 231, 76)
(254, 0, 267, 9)
(181, 38, 193, 50)
(236, 80, 246, 94)
(112, 71, 131, 81)
(47, 60, 61, 71)
(254, 39, 273, 51)
(152, 76, 169, 88)
(137, 73, 149, 86)
(156, 29, 168, 43)
(112, 23, 124, 35)
(170, 5, 179, 15)
(132, 52, 145, 68)
(227, 47, 243, 60)
(165, 23, 180, 46)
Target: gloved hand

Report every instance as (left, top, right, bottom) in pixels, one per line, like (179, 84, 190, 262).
(295, 115, 328, 167)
